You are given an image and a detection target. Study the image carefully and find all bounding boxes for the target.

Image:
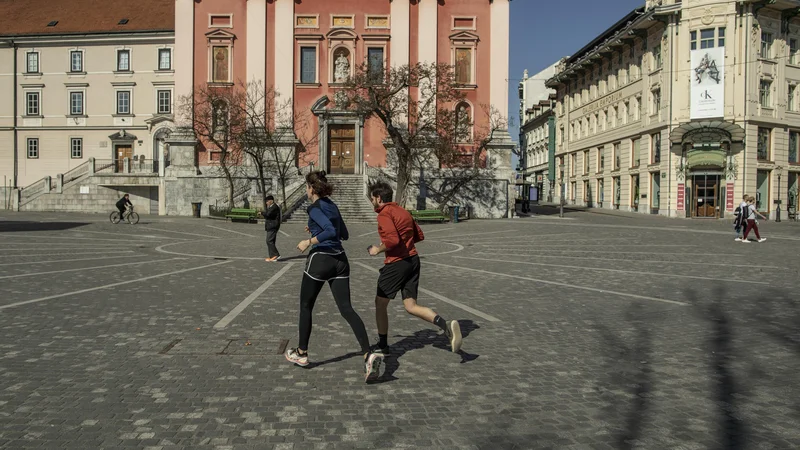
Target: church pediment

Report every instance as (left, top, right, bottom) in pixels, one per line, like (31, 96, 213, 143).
(449, 31, 480, 43)
(326, 28, 358, 41)
(205, 29, 236, 40)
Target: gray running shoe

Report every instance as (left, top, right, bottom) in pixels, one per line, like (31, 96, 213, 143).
(364, 352, 383, 382)
(448, 320, 462, 353)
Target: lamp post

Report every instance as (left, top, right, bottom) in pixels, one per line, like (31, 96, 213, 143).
(559, 162, 565, 218)
(776, 166, 783, 222)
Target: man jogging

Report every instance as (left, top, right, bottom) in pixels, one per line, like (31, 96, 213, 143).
(367, 181, 462, 354)
(262, 195, 281, 261)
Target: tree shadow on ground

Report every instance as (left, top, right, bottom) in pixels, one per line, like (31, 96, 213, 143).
(0, 221, 90, 232)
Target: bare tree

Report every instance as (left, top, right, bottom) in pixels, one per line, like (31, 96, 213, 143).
(238, 81, 318, 209)
(341, 62, 507, 207)
(177, 84, 246, 206)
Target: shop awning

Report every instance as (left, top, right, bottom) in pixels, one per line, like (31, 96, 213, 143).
(669, 120, 745, 145)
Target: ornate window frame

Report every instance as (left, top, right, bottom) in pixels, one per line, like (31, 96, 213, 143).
(330, 14, 355, 29)
(295, 14, 319, 29)
(327, 28, 357, 85)
(206, 29, 236, 85)
(452, 16, 476, 31)
(296, 34, 323, 87)
(365, 15, 390, 30)
(450, 31, 479, 89)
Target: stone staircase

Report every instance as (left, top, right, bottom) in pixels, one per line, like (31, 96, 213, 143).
(283, 174, 376, 224)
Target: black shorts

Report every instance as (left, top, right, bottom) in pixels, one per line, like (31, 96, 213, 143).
(304, 249, 349, 282)
(376, 255, 420, 300)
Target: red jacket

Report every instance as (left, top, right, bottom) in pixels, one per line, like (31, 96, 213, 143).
(376, 202, 425, 264)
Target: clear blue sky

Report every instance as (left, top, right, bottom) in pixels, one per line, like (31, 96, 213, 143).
(507, 0, 643, 147)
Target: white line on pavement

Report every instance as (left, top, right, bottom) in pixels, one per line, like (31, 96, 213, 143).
(418, 227, 455, 234)
(0, 250, 135, 259)
(471, 252, 785, 269)
(279, 230, 290, 237)
(0, 234, 145, 243)
(137, 226, 219, 239)
(0, 255, 148, 267)
(67, 230, 174, 239)
(0, 258, 187, 280)
(213, 262, 295, 329)
(484, 244, 699, 248)
(484, 249, 741, 256)
(206, 225, 257, 238)
(357, 230, 378, 237)
(0, 246, 133, 252)
(453, 256, 768, 285)
(0, 260, 234, 310)
(434, 229, 518, 240)
(424, 261, 689, 306)
(352, 261, 500, 322)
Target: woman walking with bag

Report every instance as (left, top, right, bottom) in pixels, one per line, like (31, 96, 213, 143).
(742, 195, 768, 243)
(285, 171, 383, 381)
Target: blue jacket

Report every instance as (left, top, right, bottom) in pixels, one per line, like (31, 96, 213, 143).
(307, 197, 349, 251)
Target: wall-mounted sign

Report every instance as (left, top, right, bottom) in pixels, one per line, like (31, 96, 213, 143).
(726, 182, 734, 210)
(677, 183, 685, 210)
(690, 47, 724, 119)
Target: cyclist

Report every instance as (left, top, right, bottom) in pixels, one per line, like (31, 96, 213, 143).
(115, 194, 133, 223)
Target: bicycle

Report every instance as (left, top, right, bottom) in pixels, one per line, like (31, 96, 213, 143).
(110, 206, 140, 224)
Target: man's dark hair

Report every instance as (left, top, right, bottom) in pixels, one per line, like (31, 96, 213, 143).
(369, 182, 394, 203)
(265, 195, 274, 201)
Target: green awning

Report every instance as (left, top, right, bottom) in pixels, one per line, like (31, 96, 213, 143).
(686, 148, 726, 169)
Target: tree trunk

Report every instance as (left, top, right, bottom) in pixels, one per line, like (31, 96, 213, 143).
(256, 163, 267, 208)
(395, 152, 411, 208)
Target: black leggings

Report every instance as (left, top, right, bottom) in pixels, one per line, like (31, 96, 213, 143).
(298, 251, 370, 354)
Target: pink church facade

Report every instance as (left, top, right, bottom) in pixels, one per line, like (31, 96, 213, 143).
(174, 0, 512, 175)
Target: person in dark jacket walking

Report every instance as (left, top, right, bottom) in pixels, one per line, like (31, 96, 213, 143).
(285, 171, 382, 382)
(262, 195, 281, 261)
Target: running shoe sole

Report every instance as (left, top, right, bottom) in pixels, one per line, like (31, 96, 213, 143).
(449, 320, 462, 353)
(285, 349, 309, 367)
(364, 353, 383, 382)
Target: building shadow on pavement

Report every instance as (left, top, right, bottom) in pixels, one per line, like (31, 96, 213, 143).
(0, 221, 90, 232)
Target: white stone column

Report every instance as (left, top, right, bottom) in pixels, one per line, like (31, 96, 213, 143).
(390, 1, 410, 68)
(174, 0, 195, 127)
(274, 0, 294, 101)
(417, 0, 438, 117)
(488, 0, 514, 218)
(247, 0, 267, 88)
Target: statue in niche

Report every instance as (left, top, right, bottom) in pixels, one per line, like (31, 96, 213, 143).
(334, 49, 350, 82)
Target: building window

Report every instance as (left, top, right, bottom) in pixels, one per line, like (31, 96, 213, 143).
(26, 52, 39, 73)
(760, 80, 772, 108)
(690, 31, 697, 50)
(157, 90, 171, 114)
(212, 46, 230, 83)
(761, 32, 773, 58)
(700, 28, 715, 49)
(792, 39, 799, 65)
(116, 91, 131, 115)
(455, 48, 473, 84)
(455, 102, 472, 143)
(70, 50, 83, 72)
(613, 142, 620, 169)
(212, 101, 228, 133)
(652, 89, 661, 115)
(158, 49, 171, 70)
(367, 47, 384, 81)
(583, 151, 589, 175)
(69, 91, 83, 116)
(718, 27, 726, 47)
(25, 92, 40, 116)
(631, 137, 641, 167)
(70, 138, 83, 159)
(757, 127, 771, 161)
(790, 84, 797, 112)
(300, 46, 317, 83)
(583, 180, 590, 203)
(790, 131, 799, 164)
(651, 132, 661, 164)
(570, 153, 576, 176)
(653, 44, 662, 70)
(27, 138, 39, 158)
(599, 149, 605, 171)
(117, 50, 131, 71)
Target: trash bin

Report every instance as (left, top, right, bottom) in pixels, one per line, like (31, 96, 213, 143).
(452, 205, 460, 223)
(191, 202, 202, 218)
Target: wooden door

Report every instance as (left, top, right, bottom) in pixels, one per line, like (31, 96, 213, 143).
(116, 145, 133, 172)
(328, 125, 355, 174)
(341, 141, 355, 174)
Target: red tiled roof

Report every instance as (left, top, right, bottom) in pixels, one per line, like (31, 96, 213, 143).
(0, 0, 174, 37)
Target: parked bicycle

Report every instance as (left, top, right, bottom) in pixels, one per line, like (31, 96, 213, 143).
(110, 206, 139, 224)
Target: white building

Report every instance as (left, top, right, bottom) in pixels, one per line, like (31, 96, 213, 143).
(0, 0, 175, 211)
(518, 62, 562, 202)
(546, 0, 800, 220)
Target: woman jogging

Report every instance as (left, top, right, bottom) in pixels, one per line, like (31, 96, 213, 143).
(285, 171, 382, 381)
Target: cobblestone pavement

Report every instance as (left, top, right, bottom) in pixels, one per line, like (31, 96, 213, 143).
(0, 210, 799, 449)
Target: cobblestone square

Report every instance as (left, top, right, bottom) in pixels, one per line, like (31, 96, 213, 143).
(0, 210, 799, 449)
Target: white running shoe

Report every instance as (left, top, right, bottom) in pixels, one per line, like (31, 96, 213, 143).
(448, 321, 462, 353)
(741, 239, 751, 243)
(734, 238, 742, 241)
(285, 348, 309, 367)
(758, 238, 767, 243)
(364, 352, 383, 382)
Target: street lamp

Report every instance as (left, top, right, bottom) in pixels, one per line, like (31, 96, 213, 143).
(559, 162, 565, 218)
(776, 166, 783, 222)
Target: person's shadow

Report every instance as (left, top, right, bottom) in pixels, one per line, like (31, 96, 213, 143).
(306, 320, 481, 384)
